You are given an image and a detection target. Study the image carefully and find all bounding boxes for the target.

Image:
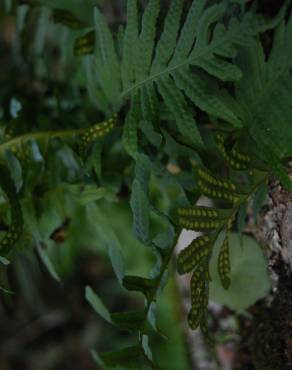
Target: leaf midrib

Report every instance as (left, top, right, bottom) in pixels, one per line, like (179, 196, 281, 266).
(120, 26, 239, 99)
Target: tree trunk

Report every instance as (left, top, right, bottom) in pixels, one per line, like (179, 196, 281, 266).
(237, 180, 292, 370)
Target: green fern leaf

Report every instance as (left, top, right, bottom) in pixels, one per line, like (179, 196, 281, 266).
(94, 7, 121, 108)
(110, 311, 146, 331)
(177, 235, 211, 274)
(118, 0, 264, 149)
(216, 133, 251, 170)
(188, 264, 209, 330)
(130, 179, 150, 244)
(195, 166, 246, 203)
(95, 346, 145, 369)
(212, 23, 237, 58)
(74, 30, 95, 56)
(173, 68, 242, 127)
(189, 4, 242, 81)
(218, 235, 231, 289)
(195, 4, 225, 49)
(134, 153, 151, 194)
(123, 95, 140, 159)
(80, 116, 116, 146)
(123, 275, 156, 298)
(136, 0, 160, 80)
(140, 83, 159, 124)
(156, 76, 203, 146)
(175, 206, 230, 232)
(122, 0, 139, 88)
(171, 0, 206, 63)
(83, 56, 110, 112)
(151, 0, 184, 72)
(94, 8, 119, 79)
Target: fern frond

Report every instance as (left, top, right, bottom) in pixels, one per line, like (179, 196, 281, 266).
(151, 0, 184, 72)
(123, 95, 140, 159)
(218, 235, 231, 289)
(74, 31, 95, 56)
(173, 68, 241, 127)
(93, 8, 121, 109)
(171, 0, 206, 63)
(177, 235, 211, 274)
(216, 133, 251, 170)
(136, 0, 160, 80)
(188, 263, 209, 329)
(94, 8, 120, 79)
(122, 0, 139, 88)
(175, 206, 230, 232)
(156, 75, 202, 145)
(118, 0, 266, 148)
(0, 117, 116, 164)
(173, 162, 270, 337)
(140, 83, 159, 124)
(195, 166, 246, 203)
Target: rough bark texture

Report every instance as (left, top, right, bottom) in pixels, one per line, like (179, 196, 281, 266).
(246, 180, 292, 370)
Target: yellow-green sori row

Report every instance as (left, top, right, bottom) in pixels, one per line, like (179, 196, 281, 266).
(80, 117, 116, 145)
(197, 167, 237, 192)
(0, 117, 116, 160)
(218, 236, 231, 290)
(216, 134, 251, 163)
(216, 134, 251, 170)
(176, 207, 231, 231)
(197, 179, 241, 203)
(178, 244, 210, 274)
(177, 206, 219, 218)
(178, 235, 210, 259)
(178, 217, 222, 231)
(188, 265, 209, 330)
(177, 236, 211, 274)
(74, 30, 95, 56)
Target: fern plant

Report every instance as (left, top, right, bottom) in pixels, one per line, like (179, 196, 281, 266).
(79, 0, 291, 365)
(1, 0, 292, 369)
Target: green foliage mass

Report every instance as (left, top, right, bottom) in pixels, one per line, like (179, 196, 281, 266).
(0, 0, 292, 368)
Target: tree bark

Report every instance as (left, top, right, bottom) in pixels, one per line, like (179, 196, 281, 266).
(238, 180, 292, 370)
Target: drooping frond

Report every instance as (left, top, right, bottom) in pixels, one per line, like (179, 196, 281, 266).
(173, 159, 270, 336)
(188, 263, 209, 330)
(177, 235, 212, 274)
(218, 235, 231, 289)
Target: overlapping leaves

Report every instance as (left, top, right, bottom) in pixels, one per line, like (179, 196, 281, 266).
(173, 153, 269, 339)
(80, 0, 280, 159)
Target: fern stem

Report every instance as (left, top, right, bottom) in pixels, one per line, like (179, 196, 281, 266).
(0, 128, 84, 156)
(139, 231, 181, 336)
